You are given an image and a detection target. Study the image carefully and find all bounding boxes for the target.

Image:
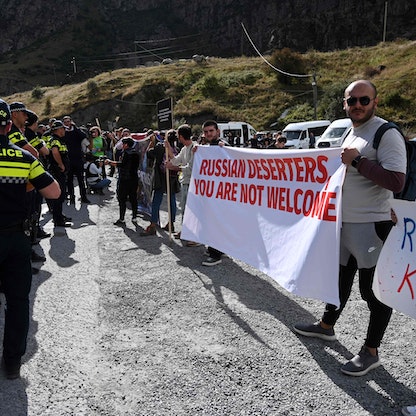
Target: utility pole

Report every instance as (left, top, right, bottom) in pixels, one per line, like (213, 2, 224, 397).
(312, 74, 318, 119)
(71, 57, 77, 74)
(383, 1, 388, 42)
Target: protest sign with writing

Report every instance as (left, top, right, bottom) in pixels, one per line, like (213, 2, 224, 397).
(182, 146, 345, 306)
(374, 199, 416, 319)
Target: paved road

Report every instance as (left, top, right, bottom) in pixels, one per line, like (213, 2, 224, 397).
(0, 178, 415, 415)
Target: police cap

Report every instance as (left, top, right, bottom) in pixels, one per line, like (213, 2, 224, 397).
(25, 110, 38, 126)
(0, 99, 11, 126)
(9, 102, 29, 114)
(50, 120, 65, 130)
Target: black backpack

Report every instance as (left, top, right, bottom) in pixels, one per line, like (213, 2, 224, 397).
(373, 122, 416, 201)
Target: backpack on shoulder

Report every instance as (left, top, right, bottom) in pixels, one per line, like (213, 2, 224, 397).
(373, 122, 416, 201)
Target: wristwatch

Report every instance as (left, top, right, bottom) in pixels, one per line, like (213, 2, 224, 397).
(351, 155, 364, 168)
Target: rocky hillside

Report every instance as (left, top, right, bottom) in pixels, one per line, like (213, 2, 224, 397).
(0, 0, 415, 94)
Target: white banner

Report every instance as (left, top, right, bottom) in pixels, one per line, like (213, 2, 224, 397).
(182, 146, 345, 306)
(374, 199, 416, 319)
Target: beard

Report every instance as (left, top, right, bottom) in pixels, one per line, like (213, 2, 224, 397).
(346, 103, 376, 126)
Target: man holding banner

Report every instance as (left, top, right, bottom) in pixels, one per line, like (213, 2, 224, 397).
(294, 80, 407, 376)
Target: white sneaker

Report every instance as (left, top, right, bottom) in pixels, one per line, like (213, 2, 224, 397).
(402, 405, 416, 416)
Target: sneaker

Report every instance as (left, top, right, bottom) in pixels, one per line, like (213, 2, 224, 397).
(31, 251, 46, 262)
(37, 229, 51, 239)
(293, 321, 336, 341)
(402, 405, 416, 416)
(54, 221, 72, 227)
(114, 219, 125, 226)
(202, 257, 222, 266)
(341, 346, 381, 376)
(186, 241, 201, 247)
(174, 231, 181, 239)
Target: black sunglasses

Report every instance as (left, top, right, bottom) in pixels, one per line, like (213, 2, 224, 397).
(344, 96, 374, 106)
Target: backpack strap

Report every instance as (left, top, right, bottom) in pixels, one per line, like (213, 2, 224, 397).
(372, 122, 403, 149)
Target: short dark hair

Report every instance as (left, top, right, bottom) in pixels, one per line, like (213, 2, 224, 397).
(202, 120, 218, 130)
(177, 124, 192, 140)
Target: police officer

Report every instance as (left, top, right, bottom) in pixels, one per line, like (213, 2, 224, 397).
(8, 102, 39, 158)
(47, 120, 72, 227)
(0, 99, 60, 379)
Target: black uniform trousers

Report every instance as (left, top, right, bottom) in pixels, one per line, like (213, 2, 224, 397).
(48, 170, 67, 224)
(0, 229, 32, 366)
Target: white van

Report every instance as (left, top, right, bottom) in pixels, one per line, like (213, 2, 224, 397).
(217, 121, 256, 146)
(282, 120, 331, 149)
(315, 118, 352, 148)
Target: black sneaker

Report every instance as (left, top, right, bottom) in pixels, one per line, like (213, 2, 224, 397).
(114, 219, 125, 226)
(54, 221, 71, 227)
(202, 257, 222, 266)
(293, 321, 336, 341)
(341, 346, 381, 376)
(37, 229, 51, 239)
(31, 251, 46, 262)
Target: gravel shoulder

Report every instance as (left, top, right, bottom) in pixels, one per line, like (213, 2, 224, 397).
(0, 178, 415, 416)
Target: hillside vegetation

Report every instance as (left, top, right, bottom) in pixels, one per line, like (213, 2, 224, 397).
(4, 40, 416, 136)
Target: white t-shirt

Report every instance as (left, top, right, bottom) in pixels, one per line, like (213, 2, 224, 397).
(169, 141, 195, 185)
(342, 116, 406, 223)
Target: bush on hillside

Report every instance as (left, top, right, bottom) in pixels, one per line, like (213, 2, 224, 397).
(267, 48, 308, 85)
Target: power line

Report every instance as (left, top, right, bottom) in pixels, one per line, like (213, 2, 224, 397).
(241, 22, 312, 78)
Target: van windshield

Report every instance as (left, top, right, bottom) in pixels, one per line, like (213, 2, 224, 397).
(284, 130, 302, 140)
(321, 127, 348, 139)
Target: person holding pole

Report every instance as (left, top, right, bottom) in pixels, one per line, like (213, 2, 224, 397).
(141, 130, 179, 236)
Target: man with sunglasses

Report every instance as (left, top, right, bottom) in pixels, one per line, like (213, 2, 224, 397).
(294, 80, 406, 376)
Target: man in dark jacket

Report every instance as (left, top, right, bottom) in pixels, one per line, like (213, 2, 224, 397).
(106, 137, 140, 225)
(63, 116, 90, 204)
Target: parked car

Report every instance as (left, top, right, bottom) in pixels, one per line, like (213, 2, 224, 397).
(315, 118, 352, 148)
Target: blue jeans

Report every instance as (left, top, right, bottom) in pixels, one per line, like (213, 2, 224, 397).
(151, 189, 176, 224)
(90, 178, 111, 191)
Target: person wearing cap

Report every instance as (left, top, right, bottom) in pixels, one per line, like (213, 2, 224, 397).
(8, 102, 39, 158)
(63, 115, 90, 204)
(24, 110, 51, 244)
(0, 99, 60, 379)
(47, 120, 72, 227)
(11, 105, 48, 266)
(106, 137, 140, 225)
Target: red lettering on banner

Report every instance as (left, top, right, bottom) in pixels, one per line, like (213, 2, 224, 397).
(194, 179, 214, 197)
(397, 264, 416, 299)
(266, 186, 337, 222)
(240, 184, 264, 206)
(216, 181, 238, 201)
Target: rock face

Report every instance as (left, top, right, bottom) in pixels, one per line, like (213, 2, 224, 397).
(1, 0, 414, 57)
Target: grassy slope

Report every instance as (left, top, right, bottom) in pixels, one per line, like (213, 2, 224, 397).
(4, 40, 416, 135)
